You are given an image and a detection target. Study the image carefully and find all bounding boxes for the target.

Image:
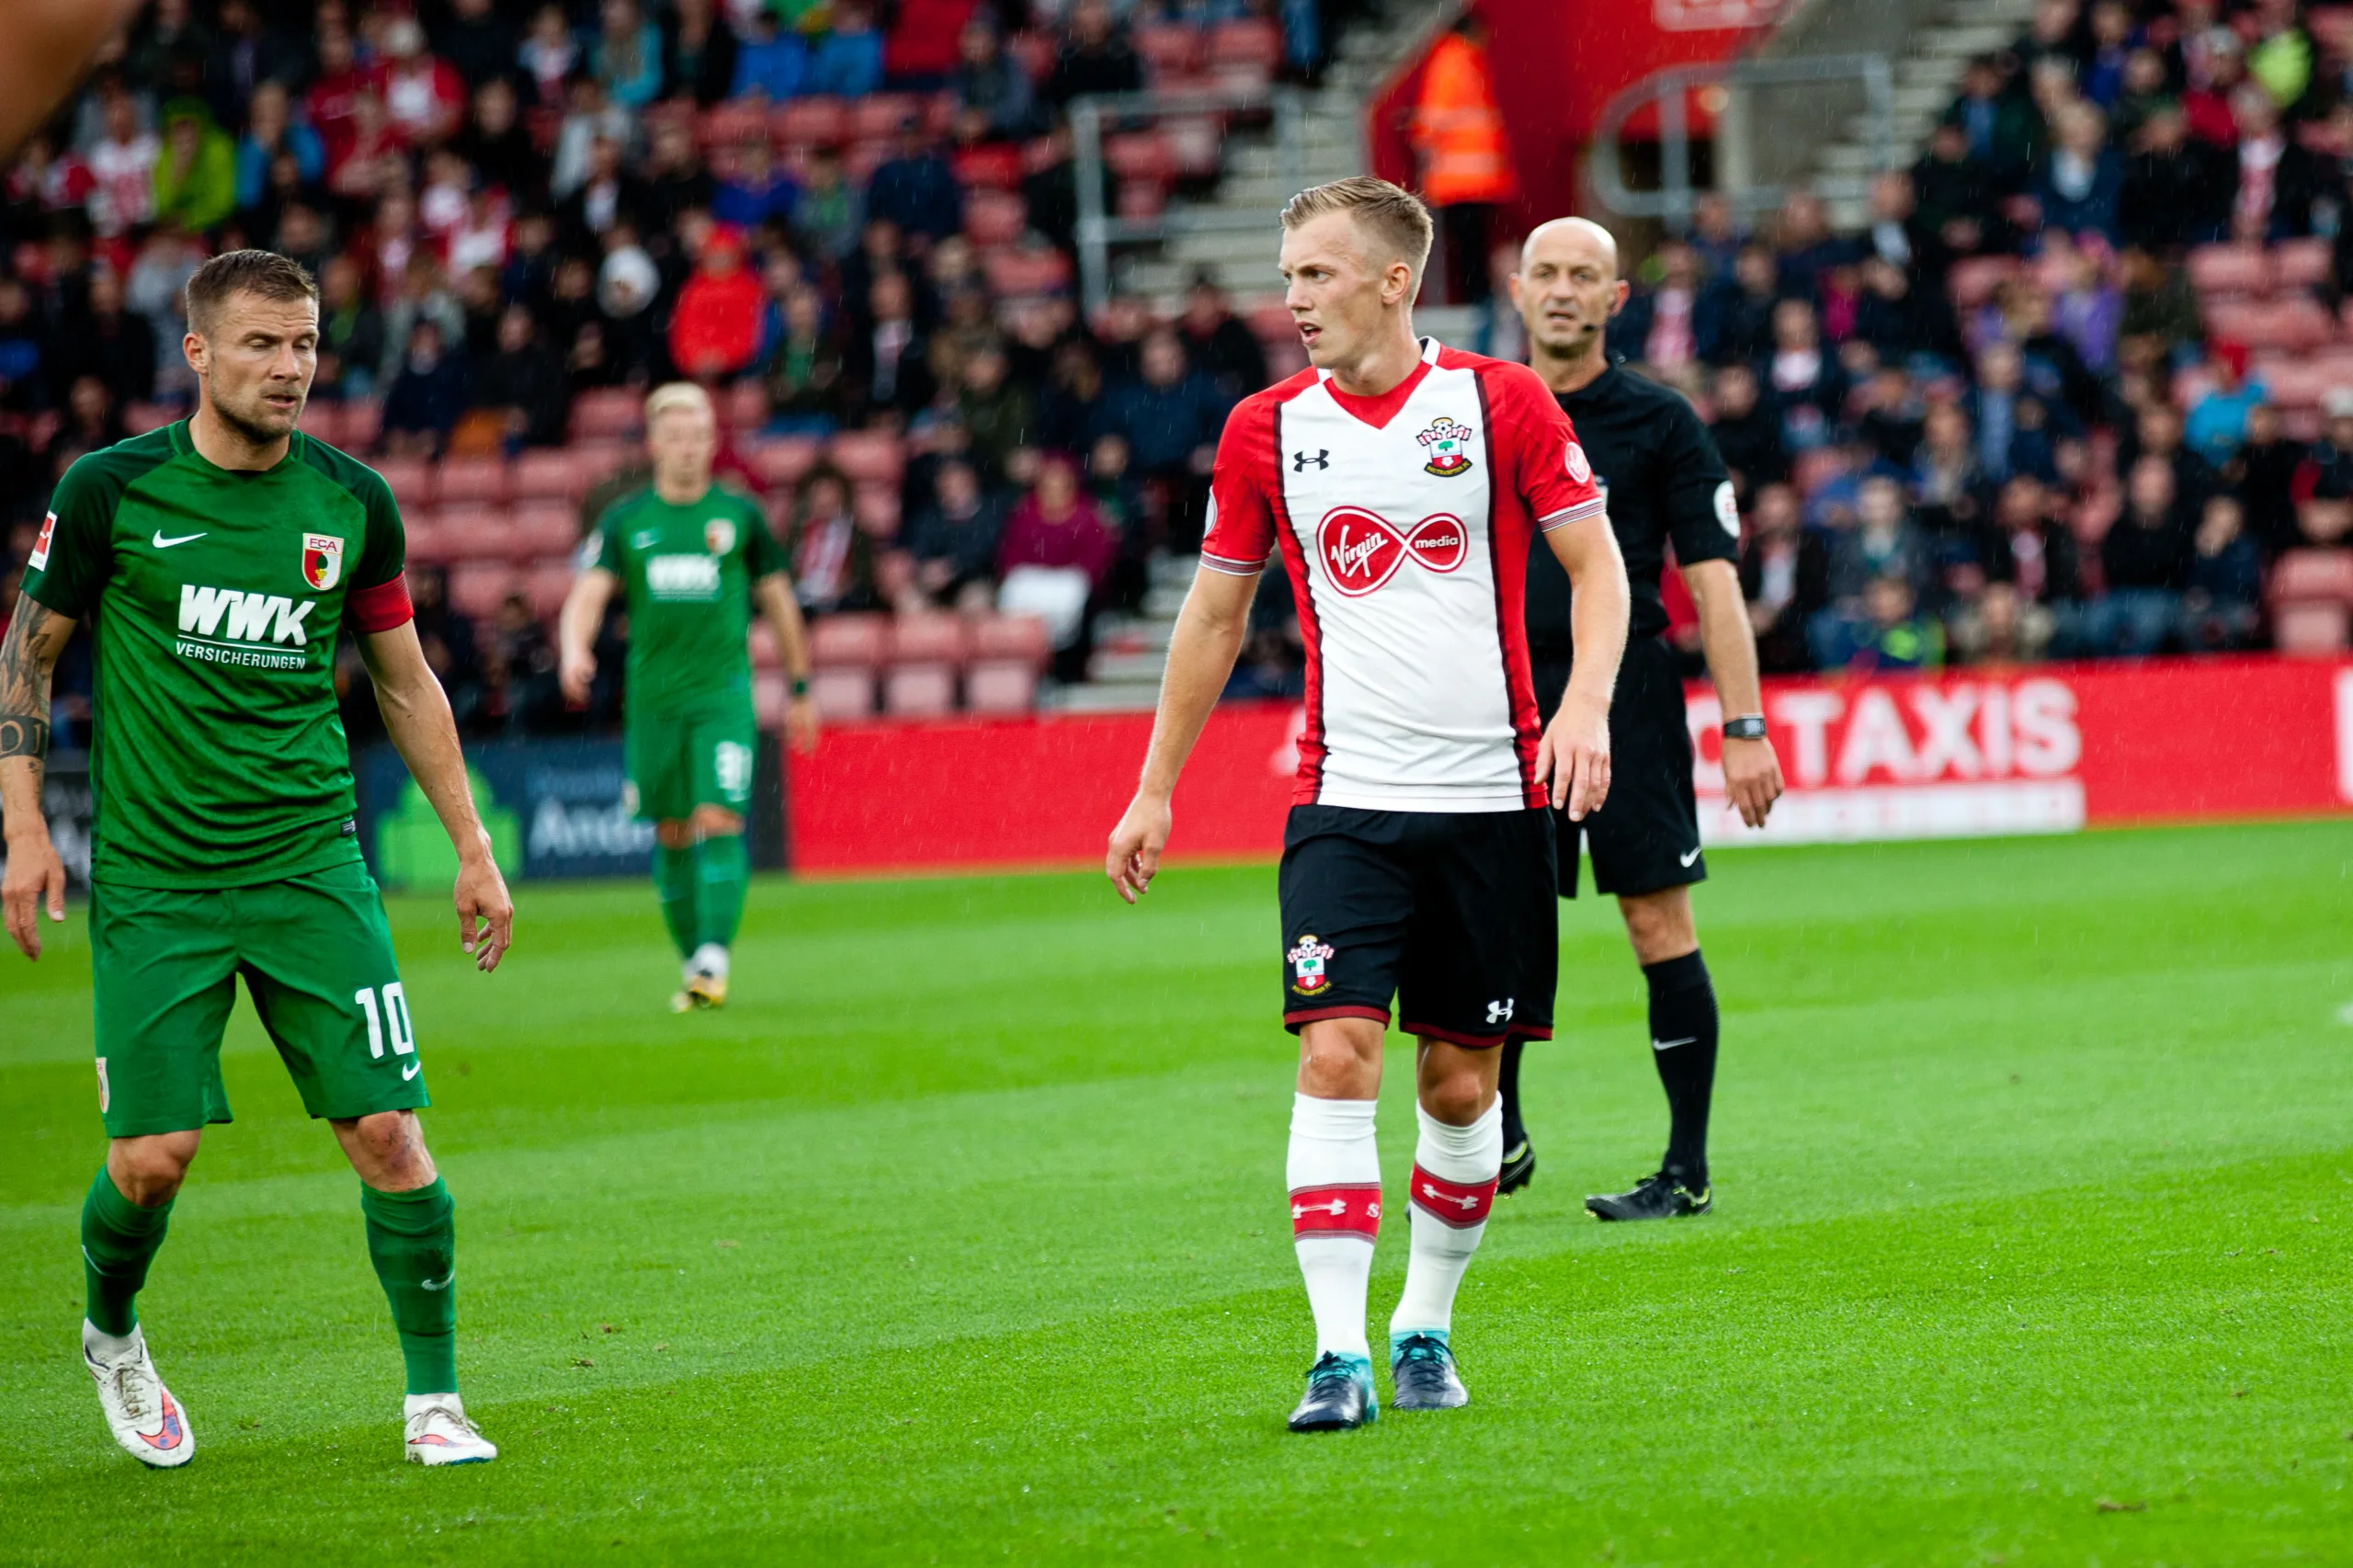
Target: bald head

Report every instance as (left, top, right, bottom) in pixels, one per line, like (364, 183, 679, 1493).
(1521, 217, 1620, 281)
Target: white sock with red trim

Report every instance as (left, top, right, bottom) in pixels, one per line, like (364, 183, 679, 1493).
(1389, 1098, 1502, 1339)
(1287, 1093, 1381, 1361)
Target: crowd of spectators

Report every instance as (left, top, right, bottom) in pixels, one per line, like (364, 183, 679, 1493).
(1610, 0, 2353, 676)
(0, 0, 1340, 744)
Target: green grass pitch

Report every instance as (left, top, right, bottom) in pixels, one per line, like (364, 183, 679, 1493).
(3, 820, 2351, 1565)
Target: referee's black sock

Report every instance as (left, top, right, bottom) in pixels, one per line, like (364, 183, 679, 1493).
(1497, 1039, 1528, 1152)
(1643, 950, 1717, 1187)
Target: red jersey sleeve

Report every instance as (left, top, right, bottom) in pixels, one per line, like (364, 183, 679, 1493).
(1485, 361, 1607, 532)
(1199, 391, 1283, 576)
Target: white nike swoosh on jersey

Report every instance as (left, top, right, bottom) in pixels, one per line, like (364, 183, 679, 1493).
(1652, 1036, 1698, 1052)
(1679, 847, 1702, 867)
(419, 1272, 454, 1291)
(402, 1061, 422, 1081)
(152, 531, 206, 549)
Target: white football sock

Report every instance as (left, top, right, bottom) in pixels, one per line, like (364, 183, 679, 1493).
(1286, 1093, 1381, 1361)
(690, 942, 730, 981)
(83, 1319, 139, 1363)
(405, 1392, 463, 1418)
(1389, 1098, 1503, 1339)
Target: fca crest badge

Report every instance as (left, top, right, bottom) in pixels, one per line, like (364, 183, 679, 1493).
(1293, 449, 1329, 472)
(1417, 416, 1474, 477)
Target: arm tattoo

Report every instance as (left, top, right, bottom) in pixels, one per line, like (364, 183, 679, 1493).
(0, 600, 62, 763)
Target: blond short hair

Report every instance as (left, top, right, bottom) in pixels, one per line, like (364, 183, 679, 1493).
(643, 381, 714, 426)
(1280, 176, 1435, 284)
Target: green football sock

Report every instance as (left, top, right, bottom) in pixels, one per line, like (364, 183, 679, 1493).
(360, 1177, 459, 1396)
(81, 1167, 173, 1337)
(694, 832, 748, 949)
(653, 843, 699, 957)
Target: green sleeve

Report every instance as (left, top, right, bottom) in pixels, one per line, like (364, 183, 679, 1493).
(593, 499, 629, 574)
(351, 468, 407, 589)
(17, 456, 119, 619)
(743, 494, 790, 581)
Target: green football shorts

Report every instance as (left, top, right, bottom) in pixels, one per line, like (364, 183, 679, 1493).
(624, 699, 757, 822)
(88, 860, 428, 1138)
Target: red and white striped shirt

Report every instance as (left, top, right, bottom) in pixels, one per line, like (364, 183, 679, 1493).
(1201, 337, 1605, 812)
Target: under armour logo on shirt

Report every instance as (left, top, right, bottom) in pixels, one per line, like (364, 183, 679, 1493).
(1293, 449, 1330, 472)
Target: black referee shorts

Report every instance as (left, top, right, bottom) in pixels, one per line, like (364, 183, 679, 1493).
(1277, 805, 1556, 1048)
(1533, 634, 1705, 901)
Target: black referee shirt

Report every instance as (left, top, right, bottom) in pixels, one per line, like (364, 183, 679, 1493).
(1528, 358, 1739, 656)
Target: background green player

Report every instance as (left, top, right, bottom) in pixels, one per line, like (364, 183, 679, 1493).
(0, 251, 515, 1469)
(557, 382, 816, 1011)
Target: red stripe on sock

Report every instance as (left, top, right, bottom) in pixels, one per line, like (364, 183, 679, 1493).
(1289, 1183, 1381, 1239)
(1408, 1165, 1496, 1228)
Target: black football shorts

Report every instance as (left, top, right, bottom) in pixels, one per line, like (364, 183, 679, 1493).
(1276, 805, 1557, 1048)
(1534, 634, 1705, 900)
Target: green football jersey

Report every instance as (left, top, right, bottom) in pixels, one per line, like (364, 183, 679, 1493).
(18, 422, 406, 889)
(592, 483, 786, 712)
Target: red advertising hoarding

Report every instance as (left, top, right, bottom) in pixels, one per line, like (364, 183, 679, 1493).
(788, 657, 2353, 877)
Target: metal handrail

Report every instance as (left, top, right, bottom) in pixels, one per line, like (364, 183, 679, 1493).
(1589, 51, 1894, 232)
(1070, 85, 1309, 317)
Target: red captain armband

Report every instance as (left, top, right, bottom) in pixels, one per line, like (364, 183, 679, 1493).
(347, 574, 415, 633)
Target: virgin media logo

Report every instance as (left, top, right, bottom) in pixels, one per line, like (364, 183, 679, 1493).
(1316, 506, 1468, 597)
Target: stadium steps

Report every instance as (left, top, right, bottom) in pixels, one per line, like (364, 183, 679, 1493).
(1047, 555, 1200, 711)
(1802, 0, 2040, 229)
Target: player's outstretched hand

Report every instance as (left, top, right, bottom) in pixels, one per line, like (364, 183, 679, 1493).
(786, 694, 820, 755)
(454, 855, 515, 973)
(1, 827, 65, 960)
(1722, 733, 1785, 829)
(1537, 695, 1612, 821)
(558, 646, 597, 706)
(1106, 792, 1173, 905)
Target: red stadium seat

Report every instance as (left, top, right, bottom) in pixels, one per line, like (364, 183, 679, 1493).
(853, 483, 902, 538)
(951, 143, 1026, 190)
(1116, 180, 1169, 221)
(810, 666, 876, 720)
(1210, 18, 1283, 70)
(1133, 23, 1204, 80)
(513, 448, 582, 500)
(697, 103, 767, 151)
(448, 563, 520, 620)
(981, 245, 1073, 297)
(744, 435, 823, 492)
(749, 622, 782, 669)
(2273, 600, 2350, 653)
(514, 502, 581, 560)
(811, 612, 889, 668)
(883, 664, 957, 718)
(1104, 131, 1176, 183)
(2268, 548, 2353, 607)
(521, 562, 573, 620)
(374, 456, 437, 509)
(888, 613, 969, 666)
(722, 381, 769, 433)
(2277, 237, 2334, 291)
(754, 670, 789, 728)
(924, 90, 958, 139)
(1165, 115, 1222, 178)
(774, 97, 848, 149)
(437, 455, 511, 506)
(828, 430, 905, 485)
(436, 505, 514, 562)
(569, 441, 641, 489)
(403, 513, 453, 566)
(964, 660, 1039, 712)
(964, 187, 1029, 247)
(2207, 297, 2333, 353)
(569, 389, 642, 442)
(122, 400, 178, 435)
(2188, 243, 2271, 298)
(851, 93, 924, 142)
(846, 139, 892, 183)
(341, 397, 383, 452)
(970, 613, 1050, 667)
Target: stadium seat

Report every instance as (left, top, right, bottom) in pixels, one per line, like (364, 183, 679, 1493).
(749, 622, 782, 669)
(448, 563, 519, 620)
(970, 612, 1051, 666)
(888, 613, 969, 666)
(1209, 17, 1281, 86)
(812, 612, 889, 668)
(403, 513, 451, 566)
(2272, 600, 2351, 653)
(341, 397, 383, 452)
(828, 430, 905, 485)
(435, 505, 513, 562)
(853, 483, 902, 538)
(964, 187, 1029, 247)
(754, 670, 788, 728)
(697, 103, 767, 151)
(122, 400, 178, 435)
(374, 456, 437, 509)
(514, 502, 580, 560)
(964, 659, 1040, 712)
(436, 455, 511, 506)
(569, 441, 641, 489)
(2188, 243, 2270, 298)
(1116, 181, 1169, 221)
(846, 140, 892, 184)
(883, 664, 957, 718)
(521, 562, 573, 620)
(851, 93, 924, 142)
(951, 143, 1026, 190)
(2277, 237, 2334, 291)
(722, 381, 769, 433)
(569, 388, 642, 442)
(300, 403, 345, 446)
(744, 435, 823, 492)
(1165, 116, 1222, 179)
(981, 245, 1074, 297)
(2206, 297, 2333, 353)
(810, 666, 876, 720)
(512, 448, 582, 500)
(1133, 23, 1204, 81)
(1105, 131, 1176, 184)
(923, 90, 958, 138)
(2268, 548, 2353, 607)
(774, 97, 848, 149)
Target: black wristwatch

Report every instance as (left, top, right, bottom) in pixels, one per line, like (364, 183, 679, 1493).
(1722, 715, 1768, 742)
(790, 676, 811, 699)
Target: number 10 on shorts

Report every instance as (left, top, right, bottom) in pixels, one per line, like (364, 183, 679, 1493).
(354, 983, 416, 1060)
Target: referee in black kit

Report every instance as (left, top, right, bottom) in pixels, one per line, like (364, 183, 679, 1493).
(1497, 217, 1786, 1220)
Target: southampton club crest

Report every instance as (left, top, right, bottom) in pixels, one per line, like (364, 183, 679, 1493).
(705, 517, 737, 556)
(1288, 934, 1336, 995)
(301, 533, 345, 591)
(1417, 415, 1475, 477)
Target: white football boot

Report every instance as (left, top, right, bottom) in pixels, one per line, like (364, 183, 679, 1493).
(84, 1322, 194, 1468)
(404, 1394, 498, 1465)
(670, 942, 730, 1011)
